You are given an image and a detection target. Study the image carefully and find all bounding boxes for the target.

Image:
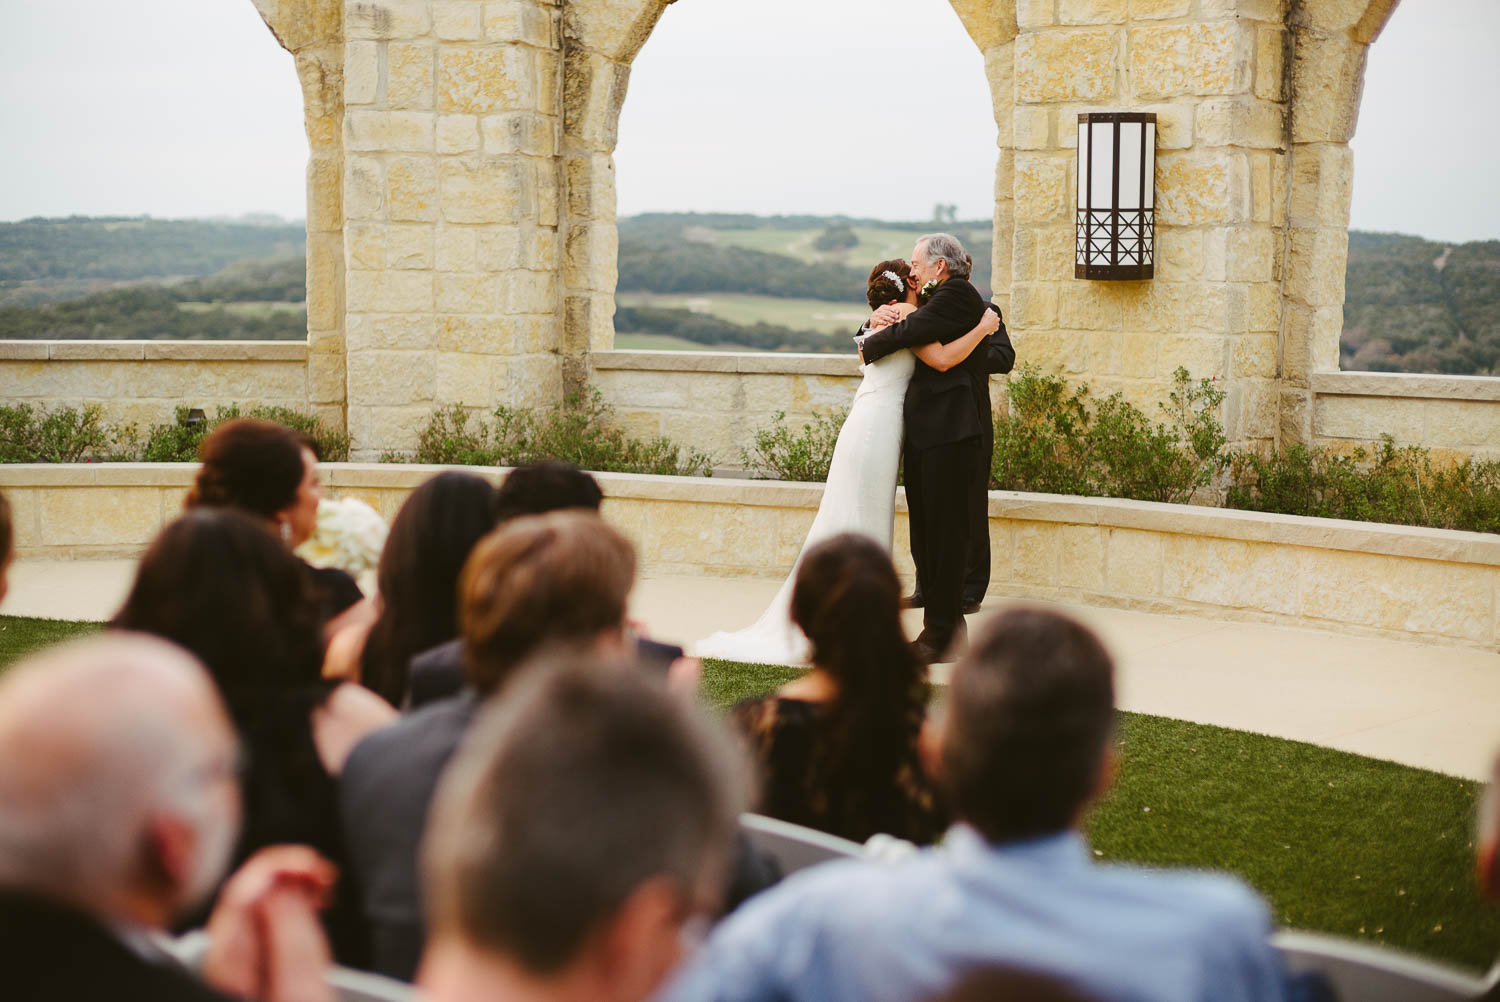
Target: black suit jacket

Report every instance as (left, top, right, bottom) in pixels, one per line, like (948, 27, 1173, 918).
(407, 636, 688, 710)
(858, 277, 1015, 451)
(340, 690, 480, 981)
(0, 889, 233, 1002)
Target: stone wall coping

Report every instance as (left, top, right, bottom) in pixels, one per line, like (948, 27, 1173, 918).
(4, 463, 1498, 568)
(1311, 370, 1500, 403)
(590, 349, 861, 377)
(0, 340, 309, 362)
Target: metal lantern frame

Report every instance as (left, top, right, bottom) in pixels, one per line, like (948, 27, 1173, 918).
(1076, 112, 1156, 281)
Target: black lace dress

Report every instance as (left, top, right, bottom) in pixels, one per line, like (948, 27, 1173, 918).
(729, 696, 948, 846)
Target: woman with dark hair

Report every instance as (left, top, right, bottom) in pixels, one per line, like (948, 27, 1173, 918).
(112, 508, 394, 962)
(186, 417, 365, 625)
(698, 260, 1000, 665)
(729, 532, 947, 845)
(323, 472, 500, 706)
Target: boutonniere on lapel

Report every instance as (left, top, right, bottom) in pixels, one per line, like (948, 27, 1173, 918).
(918, 280, 939, 305)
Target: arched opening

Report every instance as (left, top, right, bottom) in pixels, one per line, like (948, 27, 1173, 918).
(1340, 0, 1500, 375)
(0, 1, 308, 331)
(607, 0, 999, 354)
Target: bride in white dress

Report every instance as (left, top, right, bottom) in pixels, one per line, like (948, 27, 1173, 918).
(696, 259, 1001, 665)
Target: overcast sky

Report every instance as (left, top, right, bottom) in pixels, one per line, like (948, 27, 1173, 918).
(0, 0, 1495, 242)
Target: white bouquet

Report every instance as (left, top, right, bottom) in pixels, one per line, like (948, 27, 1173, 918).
(295, 495, 388, 596)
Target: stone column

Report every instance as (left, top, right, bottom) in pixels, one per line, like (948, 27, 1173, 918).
(1277, 0, 1400, 444)
(558, 1, 670, 396)
(340, 0, 565, 458)
(1007, 0, 1287, 452)
(251, 0, 348, 434)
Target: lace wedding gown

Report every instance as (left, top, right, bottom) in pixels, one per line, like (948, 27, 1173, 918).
(695, 347, 916, 665)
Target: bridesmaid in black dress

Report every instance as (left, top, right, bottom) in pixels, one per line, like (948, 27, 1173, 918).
(730, 533, 948, 845)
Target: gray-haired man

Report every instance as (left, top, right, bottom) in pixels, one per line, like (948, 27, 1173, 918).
(859, 233, 1015, 662)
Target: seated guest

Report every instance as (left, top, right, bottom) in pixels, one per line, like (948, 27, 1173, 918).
(730, 533, 946, 844)
(323, 471, 500, 705)
(404, 460, 622, 708)
(186, 418, 366, 632)
(417, 658, 745, 1002)
(663, 607, 1291, 1002)
(341, 510, 639, 980)
(0, 634, 329, 1002)
(112, 509, 394, 963)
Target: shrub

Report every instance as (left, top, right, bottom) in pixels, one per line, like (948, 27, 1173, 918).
(1225, 436, 1500, 534)
(0, 403, 138, 463)
(991, 366, 1226, 503)
(399, 390, 713, 477)
(140, 405, 351, 463)
(742, 408, 847, 483)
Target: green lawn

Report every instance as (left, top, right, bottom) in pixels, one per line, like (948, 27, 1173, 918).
(4, 622, 1496, 972)
(615, 292, 866, 336)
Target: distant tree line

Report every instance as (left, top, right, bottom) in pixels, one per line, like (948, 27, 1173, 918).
(0, 284, 305, 341)
(613, 306, 837, 353)
(0, 216, 305, 286)
(1340, 231, 1500, 375)
(616, 240, 867, 300)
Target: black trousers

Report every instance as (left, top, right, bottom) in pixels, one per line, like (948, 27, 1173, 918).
(906, 436, 985, 650)
(910, 423, 993, 605)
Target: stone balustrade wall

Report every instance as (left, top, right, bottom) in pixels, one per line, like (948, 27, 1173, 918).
(6, 463, 1497, 651)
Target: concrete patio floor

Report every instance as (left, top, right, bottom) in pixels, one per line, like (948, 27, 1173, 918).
(5, 559, 1498, 781)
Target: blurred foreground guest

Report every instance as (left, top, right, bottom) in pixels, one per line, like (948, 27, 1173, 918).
(113, 509, 394, 962)
(1476, 753, 1500, 901)
(663, 608, 1290, 1002)
(325, 471, 500, 704)
(0, 634, 330, 1002)
(187, 418, 366, 631)
(418, 658, 745, 1002)
(342, 510, 639, 979)
(404, 460, 625, 707)
(0, 488, 11, 604)
(731, 533, 946, 844)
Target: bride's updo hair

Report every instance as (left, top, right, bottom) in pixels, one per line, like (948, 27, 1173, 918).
(866, 259, 912, 310)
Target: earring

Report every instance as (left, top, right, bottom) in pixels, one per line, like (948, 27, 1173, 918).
(280, 521, 292, 543)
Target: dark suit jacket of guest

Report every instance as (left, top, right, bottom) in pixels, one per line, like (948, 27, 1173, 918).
(407, 636, 688, 710)
(339, 690, 480, 982)
(0, 888, 233, 1002)
(858, 277, 1016, 451)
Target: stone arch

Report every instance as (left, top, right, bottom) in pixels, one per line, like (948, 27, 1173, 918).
(250, 0, 348, 433)
(559, 0, 1020, 393)
(1277, 0, 1402, 444)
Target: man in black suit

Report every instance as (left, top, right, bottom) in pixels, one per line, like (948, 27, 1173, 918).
(858, 233, 1015, 662)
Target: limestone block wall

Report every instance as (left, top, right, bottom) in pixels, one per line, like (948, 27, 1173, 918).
(1311, 372, 1500, 463)
(0, 342, 310, 432)
(338, 0, 569, 456)
(1002, 2, 1288, 451)
(7, 464, 1499, 651)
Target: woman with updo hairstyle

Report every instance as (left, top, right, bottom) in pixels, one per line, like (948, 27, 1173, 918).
(186, 417, 365, 625)
(728, 532, 947, 844)
(112, 507, 394, 963)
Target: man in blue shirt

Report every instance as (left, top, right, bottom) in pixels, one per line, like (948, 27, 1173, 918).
(662, 607, 1290, 1002)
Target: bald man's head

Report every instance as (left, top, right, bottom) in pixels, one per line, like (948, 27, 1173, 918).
(0, 633, 241, 926)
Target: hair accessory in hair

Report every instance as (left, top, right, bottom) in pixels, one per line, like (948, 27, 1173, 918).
(882, 270, 904, 288)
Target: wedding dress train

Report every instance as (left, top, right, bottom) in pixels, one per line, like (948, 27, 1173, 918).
(695, 348, 915, 666)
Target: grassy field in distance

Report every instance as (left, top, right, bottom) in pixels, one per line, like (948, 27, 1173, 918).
(615, 292, 865, 335)
(705, 226, 920, 267)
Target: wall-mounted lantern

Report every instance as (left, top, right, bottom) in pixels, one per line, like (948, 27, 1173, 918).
(1076, 112, 1156, 281)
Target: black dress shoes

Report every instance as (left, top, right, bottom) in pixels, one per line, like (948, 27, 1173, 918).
(901, 592, 925, 609)
(911, 629, 968, 665)
(962, 598, 983, 614)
